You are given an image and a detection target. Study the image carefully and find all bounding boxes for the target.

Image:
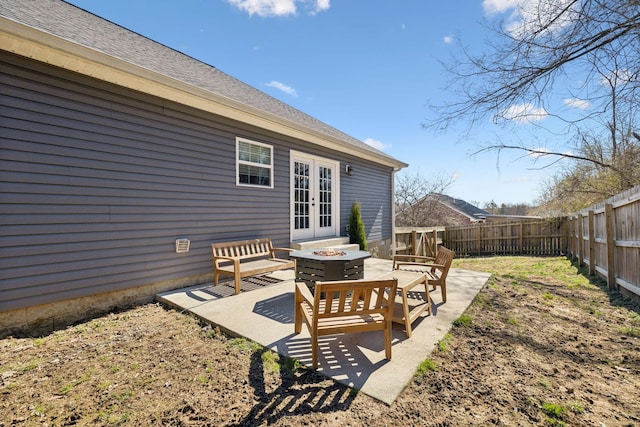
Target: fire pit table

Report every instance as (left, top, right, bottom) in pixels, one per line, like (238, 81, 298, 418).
(289, 248, 371, 289)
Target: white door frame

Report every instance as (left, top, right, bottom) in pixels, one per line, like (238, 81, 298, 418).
(290, 151, 340, 241)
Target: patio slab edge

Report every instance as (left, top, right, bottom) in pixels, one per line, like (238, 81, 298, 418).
(156, 266, 490, 405)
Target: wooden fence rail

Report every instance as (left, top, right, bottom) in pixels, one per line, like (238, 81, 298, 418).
(395, 227, 444, 258)
(442, 218, 567, 257)
(566, 185, 640, 299)
(394, 184, 640, 300)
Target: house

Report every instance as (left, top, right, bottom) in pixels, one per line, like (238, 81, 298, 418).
(396, 193, 490, 227)
(0, 0, 407, 333)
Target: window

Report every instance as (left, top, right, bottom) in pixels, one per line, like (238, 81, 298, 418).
(236, 138, 273, 188)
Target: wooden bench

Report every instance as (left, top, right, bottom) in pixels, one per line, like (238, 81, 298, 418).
(294, 278, 398, 369)
(393, 246, 455, 302)
(211, 238, 295, 295)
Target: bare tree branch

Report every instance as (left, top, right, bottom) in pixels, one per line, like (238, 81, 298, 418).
(426, 0, 640, 130)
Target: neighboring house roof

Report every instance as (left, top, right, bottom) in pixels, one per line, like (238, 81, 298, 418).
(0, 0, 407, 170)
(427, 193, 490, 222)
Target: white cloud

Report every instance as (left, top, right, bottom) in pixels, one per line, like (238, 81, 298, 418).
(312, 0, 330, 15)
(443, 35, 453, 44)
(482, 0, 519, 15)
(601, 69, 636, 88)
(527, 147, 551, 158)
(363, 138, 390, 151)
(227, 0, 329, 17)
(527, 147, 574, 159)
(265, 81, 298, 97)
(564, 98, 591, 109)
(499, 103, 548, 123)
(483, 0, 578, 37)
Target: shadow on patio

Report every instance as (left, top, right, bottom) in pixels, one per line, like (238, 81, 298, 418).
(156, 258, 490, 404)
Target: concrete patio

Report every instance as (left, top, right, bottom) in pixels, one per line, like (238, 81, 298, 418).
(156, 258, 490, 405)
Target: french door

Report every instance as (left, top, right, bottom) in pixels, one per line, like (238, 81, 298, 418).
(291, 152, 340, 241)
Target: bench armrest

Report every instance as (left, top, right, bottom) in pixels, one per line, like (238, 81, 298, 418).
(272, 247, 294, 253)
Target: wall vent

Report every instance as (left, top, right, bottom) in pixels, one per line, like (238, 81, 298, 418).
(175, 238, 190, 253)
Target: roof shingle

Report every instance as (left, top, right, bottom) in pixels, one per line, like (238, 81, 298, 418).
(0, 0, 405, 167)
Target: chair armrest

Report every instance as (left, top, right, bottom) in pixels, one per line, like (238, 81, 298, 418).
(422, 262, 445, 269)
(295, 282, 314, 306)
(394, 261, 430, 269)
(393, 254, 434, 268)
(393, 254, 434, 261)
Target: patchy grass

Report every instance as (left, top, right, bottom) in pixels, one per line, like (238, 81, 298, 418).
(1, 256, 639, 426)
(452, 314, 472, 327)
(436, 332, 453, 352)
(415, 358, 439, 377)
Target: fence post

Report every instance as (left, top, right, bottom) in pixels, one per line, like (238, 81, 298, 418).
(576, 213, 583, 266)
(428, 230, 435, 257)
(567, 217, 574, 260)
(411, 230, 417, 256)
(588, 210, 595, 276)
(562, 217, 569, 255)
(605, 203, 617, 290)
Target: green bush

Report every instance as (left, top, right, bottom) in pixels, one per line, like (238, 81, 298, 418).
(349, 202, 368, 251)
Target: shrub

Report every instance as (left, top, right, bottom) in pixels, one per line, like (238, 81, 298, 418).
(349, 201, 368, 251)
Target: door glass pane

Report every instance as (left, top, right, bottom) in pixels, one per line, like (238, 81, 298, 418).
(294, 161, 310, 230)
(318, 166, 332, 228)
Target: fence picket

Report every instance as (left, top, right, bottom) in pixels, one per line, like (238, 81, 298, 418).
(396, 185, 639, 300)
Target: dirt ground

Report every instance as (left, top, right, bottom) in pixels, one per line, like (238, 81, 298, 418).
(1, 256, 639, 426)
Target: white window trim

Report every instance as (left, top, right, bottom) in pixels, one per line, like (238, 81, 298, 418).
(235, 137, 274, 189)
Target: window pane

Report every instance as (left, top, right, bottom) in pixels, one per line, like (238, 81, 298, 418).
(237, 139, 273, 187)
(239, 141, 271, 165)
(239, 164, 271, 186)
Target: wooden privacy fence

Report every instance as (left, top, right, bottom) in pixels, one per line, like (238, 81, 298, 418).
(395, 227, 444, 258)
(442, 218, 567, 257)
(566, 185, 640, 298)
(393, 185, 640, 299)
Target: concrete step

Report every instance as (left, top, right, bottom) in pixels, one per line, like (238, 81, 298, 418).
(291, 237, 359, 251)
(329, 243, 361, 251)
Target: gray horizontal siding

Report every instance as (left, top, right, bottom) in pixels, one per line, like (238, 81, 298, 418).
(1, 54, 293, 312)
(0, 53, 395, 313)
(340, 158, 394, 243)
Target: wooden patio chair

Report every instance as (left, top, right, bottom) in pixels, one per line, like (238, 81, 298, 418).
(294, 278, 398, 369)
(393, 246, 455, 302)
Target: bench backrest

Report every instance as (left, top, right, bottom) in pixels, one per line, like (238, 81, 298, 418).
(312, 279, 397, 324)
(211, 238, 274, 261)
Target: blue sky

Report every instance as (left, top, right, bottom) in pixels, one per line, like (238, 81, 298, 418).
(65, 0, 575, 207)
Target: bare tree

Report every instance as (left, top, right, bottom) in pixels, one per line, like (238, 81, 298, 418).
(429, 0, 640, 131)
(427, 0, 640, 210)
(395, 171, 454, 227)
(536, 121, 640, 213)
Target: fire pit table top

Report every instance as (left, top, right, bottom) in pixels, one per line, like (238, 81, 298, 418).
(289, 248, 371, 262)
